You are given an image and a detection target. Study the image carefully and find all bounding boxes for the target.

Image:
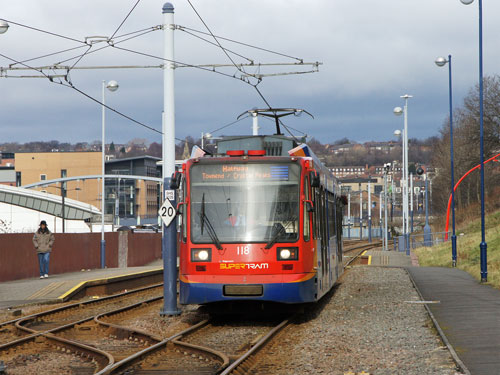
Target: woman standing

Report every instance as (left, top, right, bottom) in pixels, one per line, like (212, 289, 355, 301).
(33, 220, 55, 278)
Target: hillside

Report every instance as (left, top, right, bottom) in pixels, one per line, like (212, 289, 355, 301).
(415, 210, 500, 288)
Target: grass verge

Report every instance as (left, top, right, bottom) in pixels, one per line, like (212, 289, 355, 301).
(415, 210, 500, 289)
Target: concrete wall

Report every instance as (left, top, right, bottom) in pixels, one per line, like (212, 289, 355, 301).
(0, 232, 161, 282)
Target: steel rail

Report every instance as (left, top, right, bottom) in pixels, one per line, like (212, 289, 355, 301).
(0, 283, 162, 346)
(219, 317, 292, 375)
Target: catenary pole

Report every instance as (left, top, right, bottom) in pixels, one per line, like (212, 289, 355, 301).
(347, 192, 351, 239)
(101, 81, 106, 268)
(368, 182, 372, 242)
(161, 2, 180, 315)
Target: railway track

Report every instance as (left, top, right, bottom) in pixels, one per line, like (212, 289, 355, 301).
(343, 240, 382, 267)
(104, 315, 293, 375)
(0, 284, 163, 374)
(0, 284, 163, 344)
(1, 241, 378, 374)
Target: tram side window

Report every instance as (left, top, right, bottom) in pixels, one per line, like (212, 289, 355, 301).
(181, 176, 187, 242)
(303, 176, 310, 241)
(314, 188, 320, 240)
(328, 192, 335, 239)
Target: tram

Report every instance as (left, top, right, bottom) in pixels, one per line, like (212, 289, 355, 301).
(176, 133, 345, 305)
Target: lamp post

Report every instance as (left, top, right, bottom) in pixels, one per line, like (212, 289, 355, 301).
(383, 163, 391, 251)
(347, 191, 351, 239)
(460, 0, 487, 282)
(101, 80, 119, 269)
(0, 20, 9, 34)
(435, 55, 457, 267)
(410, 173, 414, 235)
(368, 181, 372, 243)
(393, 129, 405, 246)
(394, 94, 412, 254)
(359, 183, 363, 240)
(51, 186, 81, 233)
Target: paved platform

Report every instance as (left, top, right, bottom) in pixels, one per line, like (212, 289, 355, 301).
(0, 259, 163, 309)
(407, 267, 500, 375)
(364, 250, 415, 267)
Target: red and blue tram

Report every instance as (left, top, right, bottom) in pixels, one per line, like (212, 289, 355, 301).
(177, 140, 344, 305)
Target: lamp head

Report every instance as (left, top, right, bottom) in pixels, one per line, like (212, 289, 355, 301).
(106, 80, 119, 92)
(460, 0, 474, 4)
(435, 57, 447, 67)
(394, 129, 402, 137)
(393, 107, 403, 116)
(0, 20, 9, 34)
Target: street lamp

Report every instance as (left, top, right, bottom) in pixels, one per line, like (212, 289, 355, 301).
(101, 79, 119, 269)
(393, 128, 405, 248)
(0, 20, 9, 34)
(50, 185, 81, 233)
(459, 0, 487, 282)
(435, 55, 457, 267)
(383, 163, 391, 251)
(394, 94, 412, 255)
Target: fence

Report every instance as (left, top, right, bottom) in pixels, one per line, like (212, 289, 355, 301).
(342, 225, 391, 240)
(0, 231, 162, 282)
(392, 231, 452, 253)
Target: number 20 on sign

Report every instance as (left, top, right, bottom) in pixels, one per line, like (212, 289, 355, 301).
(159, 198, 176, 227)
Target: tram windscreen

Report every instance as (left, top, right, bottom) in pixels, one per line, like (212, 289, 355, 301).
(190, 163, 300, 244)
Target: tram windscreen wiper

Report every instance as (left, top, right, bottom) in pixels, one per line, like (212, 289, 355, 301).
(265, 216, 296, 249)
(199, 193, 223, 250)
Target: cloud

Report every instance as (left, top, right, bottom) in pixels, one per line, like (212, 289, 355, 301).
(1, 0, 499, 144)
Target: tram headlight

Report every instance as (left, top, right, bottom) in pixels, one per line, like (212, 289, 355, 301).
(277, 247, 298, 261)
(191, 248, 211, 262)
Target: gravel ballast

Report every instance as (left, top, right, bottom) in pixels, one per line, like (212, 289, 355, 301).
(253, 266, 461, 375)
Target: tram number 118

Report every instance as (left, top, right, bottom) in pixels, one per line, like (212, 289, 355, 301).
(237, 246, 250, 255)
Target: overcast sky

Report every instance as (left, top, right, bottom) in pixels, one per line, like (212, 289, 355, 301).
(1, 0, 499, 146)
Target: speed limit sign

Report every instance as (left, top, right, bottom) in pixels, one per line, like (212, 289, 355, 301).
(159, 198, 176, 227)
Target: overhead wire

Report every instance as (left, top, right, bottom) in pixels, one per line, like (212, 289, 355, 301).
(185, 0, 259, 81)
(9, 45, 88, 67)
(184, 0, 307, 142)
(177, 25, 303, 62)
(6, 26, 160, 68)
(108, 44, 254, 84)
(0, 18, 86, 44)
(2, 10, 309, 143)
(55, 27, 159, 66)
(207, 116, 249, 135)
(176, 27, 254, 64)
(109, 0, 142, 40)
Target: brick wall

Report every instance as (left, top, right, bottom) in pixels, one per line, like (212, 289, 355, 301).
(0, 232, 161, 282)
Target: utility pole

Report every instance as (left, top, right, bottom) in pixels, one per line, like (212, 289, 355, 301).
(383, 163, 390, 251)
(161, 2, 180, 316)
(359, 183, 363, 240)
(410, 173, 414, 234)
(368, 181, 372, 243)
(347, 192, 351, 239)
(379, 191, 383, 239)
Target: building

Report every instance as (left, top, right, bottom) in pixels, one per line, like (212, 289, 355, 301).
(15, 152, 102, 209)
(105, 156, 161, 224)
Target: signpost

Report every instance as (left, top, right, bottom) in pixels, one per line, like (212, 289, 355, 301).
(159, 194, 176, 228)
